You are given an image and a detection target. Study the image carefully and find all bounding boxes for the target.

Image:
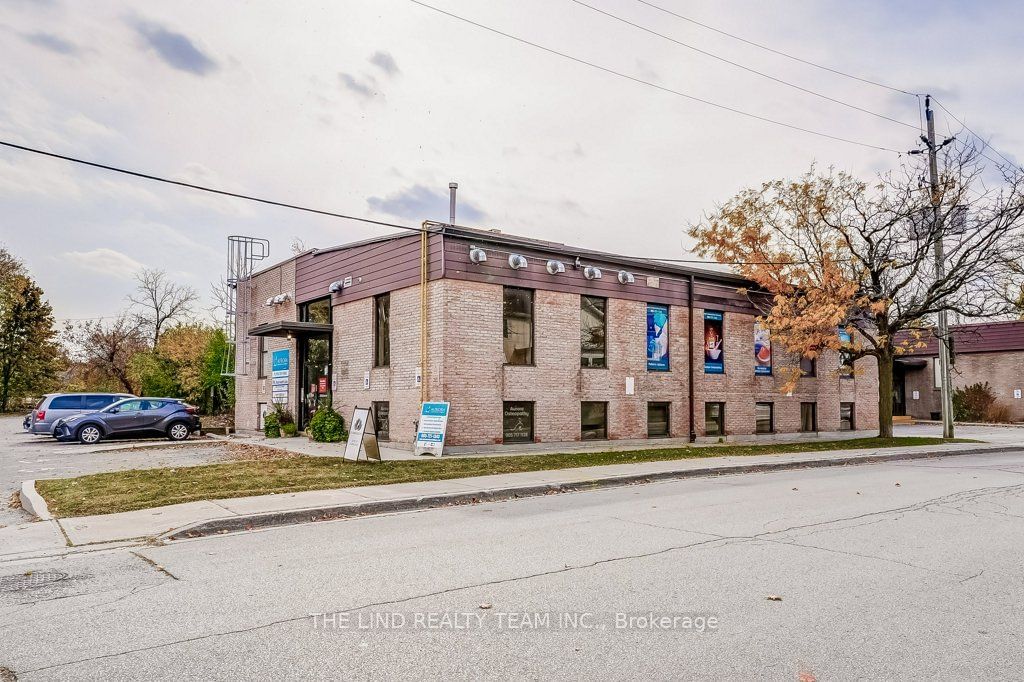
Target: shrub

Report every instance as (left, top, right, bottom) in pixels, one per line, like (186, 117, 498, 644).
(263, 410, 281, 438)
(307, 403, 346, 442)
(272, 405, 294, 426)
(984, 402, 1012, 424)
(282, 422, 298, 437)
(952, 382, 996, 422)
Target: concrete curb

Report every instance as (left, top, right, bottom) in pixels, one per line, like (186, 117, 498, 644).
(20, 480, 52, 521)
(164, 444, 1024, 541)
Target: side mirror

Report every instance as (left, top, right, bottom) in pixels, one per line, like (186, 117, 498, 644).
(109, 408, 119, 414)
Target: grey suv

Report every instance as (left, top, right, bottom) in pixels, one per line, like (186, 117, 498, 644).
(27, 393, 135, 435)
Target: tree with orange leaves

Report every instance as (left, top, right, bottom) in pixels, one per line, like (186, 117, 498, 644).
(689, 143, 1024, 437)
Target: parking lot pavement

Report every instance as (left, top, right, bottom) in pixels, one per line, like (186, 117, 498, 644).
(0, 416, 229, 526)
(895, 422, 1024, 445)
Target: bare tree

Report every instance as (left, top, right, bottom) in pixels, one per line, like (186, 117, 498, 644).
(689, 140, 1024, 437)
(65, 314, 147, 394)
(128, 268, 198, 347)
(207, 275, 233, 325)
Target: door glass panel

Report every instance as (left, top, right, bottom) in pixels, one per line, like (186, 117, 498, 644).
(302, 336, 331, 427)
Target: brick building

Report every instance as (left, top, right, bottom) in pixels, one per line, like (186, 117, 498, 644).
(233, 225, 879, 448)
(894, 321, 1024, 422)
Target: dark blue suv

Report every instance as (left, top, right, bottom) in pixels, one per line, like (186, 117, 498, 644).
(53, 398, 201, 444)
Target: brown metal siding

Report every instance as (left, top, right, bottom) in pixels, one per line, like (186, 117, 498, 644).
(896, 321, 1024, 356)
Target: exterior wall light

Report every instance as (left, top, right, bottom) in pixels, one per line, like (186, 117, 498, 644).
(508, 253, 528, 270)
(546, 259, 566, 275)
(264, 297, 274, 307)
(583, 266, 602, 280)
(617, 270, 635, 284)
(328, 280, 345, 293)
(469, 247, 488, 264)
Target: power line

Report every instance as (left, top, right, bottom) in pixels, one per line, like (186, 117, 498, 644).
(633, 0, 918, 97)
(407, 0, 903, 153)
(930, 96, 1021, 170)
(569, 0, 918, 130)
(0, 140, 424, 235)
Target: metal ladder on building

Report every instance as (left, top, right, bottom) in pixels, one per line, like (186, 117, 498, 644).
(221, 236, 270, 376)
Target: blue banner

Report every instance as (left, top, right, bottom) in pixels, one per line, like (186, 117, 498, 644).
(646, 304, 670, 371)
(754, 322, 772, 376)
(704, 311, 724, 374)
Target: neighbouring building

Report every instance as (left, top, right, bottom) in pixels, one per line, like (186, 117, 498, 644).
(233, 224, 879, 448)
(894, 320, 1024, 422)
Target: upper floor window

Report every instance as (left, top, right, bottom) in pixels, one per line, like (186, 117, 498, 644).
(503, 287, 534, 365)
(581, 296, 606, 368)
(800, 355, 817, 377)
(299, 298, 332, 324)
(258, 337, 270, 378)
(374, 293, 390, 367)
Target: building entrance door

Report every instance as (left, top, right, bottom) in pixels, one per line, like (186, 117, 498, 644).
(893, 366, 907, 417)
(299, 334, 331, 430)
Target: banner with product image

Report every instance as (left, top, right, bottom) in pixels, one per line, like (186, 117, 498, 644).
(646, 304, 670, 371)
(754, 321, 772, 375)
(704, 311, 724, 374)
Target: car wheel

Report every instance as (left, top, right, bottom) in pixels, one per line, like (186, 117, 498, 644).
(78, 425, 102, 445)
(167, 422, 191, 441)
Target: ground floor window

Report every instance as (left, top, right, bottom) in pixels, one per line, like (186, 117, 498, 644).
(647, 402, 670, 437)
(840, 402, 855, 431)
(258, 402, 268, 430)
(373, 401, 390, 441)
(705, 402, 725, 436)
(581, 401, 608, 440)
(801, 402, 817, 432)
(503, 401, 534, 443)
(755, 402, 774, 434)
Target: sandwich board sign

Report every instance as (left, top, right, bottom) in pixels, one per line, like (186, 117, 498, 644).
(415, 401, 450, 457)
(344, 406, 381, 462)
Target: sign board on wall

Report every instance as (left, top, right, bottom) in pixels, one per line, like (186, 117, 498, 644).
(754, 321, 771, 376)
(646, 304, 670, 371)
(271, 349, 290, 404)
(912, 390, 920, 400)
(704, 311, 724, 374)
(1015, 389, 1022, 399)
(415, 402, 450, 457)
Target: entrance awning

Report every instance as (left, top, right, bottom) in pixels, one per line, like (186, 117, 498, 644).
(247, 321, 333, 338)
(894, 357, 928, 368)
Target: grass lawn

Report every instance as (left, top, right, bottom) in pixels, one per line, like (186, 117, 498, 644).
(37, 436, 976, 517)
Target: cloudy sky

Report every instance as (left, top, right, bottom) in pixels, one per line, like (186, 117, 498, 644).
(1, 0, 1022, 321)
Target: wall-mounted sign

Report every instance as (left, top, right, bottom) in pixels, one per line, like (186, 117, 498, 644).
(363, 371, 370, 390)
(625, 376, 635, 395)
(318, 376, 328, 393)
(502, 402, 533, 443)
(415, 402, 450, 457)
(912, 390, 920, 400)
(704, 311, 724, 374)
(1015, 389, 1022, 399)
(646, 304, 670, 371)
(271, 349, 290, 404)
(754, 321, 771, 376)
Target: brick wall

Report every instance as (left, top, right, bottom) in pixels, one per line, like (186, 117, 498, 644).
(904, 352, 1024, 421)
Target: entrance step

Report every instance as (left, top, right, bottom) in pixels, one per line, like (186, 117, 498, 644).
(892, 415, 915, 424)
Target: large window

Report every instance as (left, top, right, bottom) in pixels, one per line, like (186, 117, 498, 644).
(755, 402, 774, 434)
(258, 337, 270, 378)
(647, 402, 670, 438)
(299, 298, 332, 324)
(503, 287, 534, 365)
(800, 355, 817, 377)
(800, 402, 818, 432)
(581, 401, 607, 440)
(374, 293, 390, 367)
(705, 402, 725, 436)
(503, 401, 534, 443)
(581, 296, 606, 368)
(49, 395, 83, 410)
(373, 401, 390, 441)
(840, 402, 855, 431)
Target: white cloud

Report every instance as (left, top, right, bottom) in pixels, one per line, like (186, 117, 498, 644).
(62, 247, 144, 279)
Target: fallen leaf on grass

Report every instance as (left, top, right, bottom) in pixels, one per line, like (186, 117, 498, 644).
(479, 603, 493, 610)
(765, 595, 783, 601)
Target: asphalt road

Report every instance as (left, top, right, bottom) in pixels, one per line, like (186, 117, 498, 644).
(2, 448, 1023, 680)
(0, 416, 227, 526)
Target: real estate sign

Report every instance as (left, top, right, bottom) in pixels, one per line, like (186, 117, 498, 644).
(415, 401, 450, 457)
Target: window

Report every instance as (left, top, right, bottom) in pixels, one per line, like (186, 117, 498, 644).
(839, 351, 854, 377)
(49, 395, 83, 410)
(373, 401, 390, 441)
(704, 402, 725, 436)
(800, 402, 817, 432)
(933, 358, 942, 389)
(503, 287, 534, 365)
(580, 296, 606, 368)
(113, 400, 142, 412)
(374, 293, 390, 367)
(258, 403, 269, 430)
(258, 337, 270, 378)
(503, 401, 534, 443)
(840, 403, 855, 431)
(647, 402, 670, 438)
(299, 298, 332, 324)
(755, 402, 774, 434)
(800, 355, 816, 377)
(83, 395, 115, 410)
(581, 401, 607, 440)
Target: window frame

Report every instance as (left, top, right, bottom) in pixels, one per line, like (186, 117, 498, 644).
(258, 336, 269, 379)
(647, 401, 671, 438)
(704, 402, 725, 437)
(581, 401, 608, 440)
(503, 286, 535, 366)
(49, 395, 83, 410)
(840, 402, 855, 431)
(502, 401, 535, 444)
(800, 402, 818, 432)
(755, 402, 774, 434)
(373, 293, 391, 368)
(373, 401, 390, 441)
(580, 295, 607, 369)
(799, 355, 817, 377)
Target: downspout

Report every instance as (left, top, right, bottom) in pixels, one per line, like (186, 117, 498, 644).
(688, 274, 696, 442)
(420, 222, 429, 405)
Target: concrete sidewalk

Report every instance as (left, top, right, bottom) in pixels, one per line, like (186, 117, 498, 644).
(34, 440, 1021, 547)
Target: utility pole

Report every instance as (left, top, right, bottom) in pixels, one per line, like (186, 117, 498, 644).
(923, 95, 956, 439)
